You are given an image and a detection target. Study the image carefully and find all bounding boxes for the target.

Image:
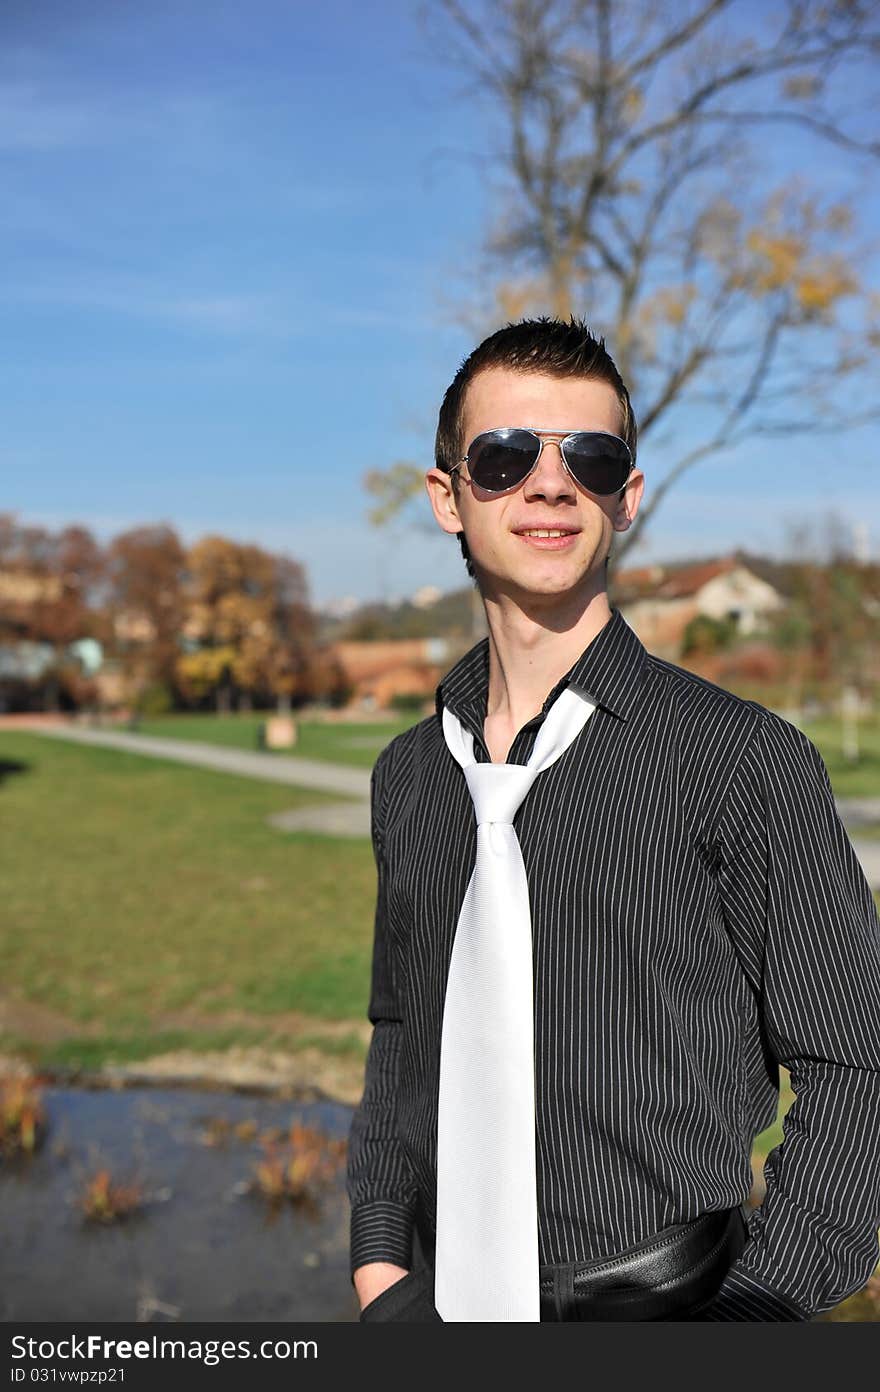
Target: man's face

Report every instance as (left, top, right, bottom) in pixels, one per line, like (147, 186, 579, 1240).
(426, 366, 644, 606)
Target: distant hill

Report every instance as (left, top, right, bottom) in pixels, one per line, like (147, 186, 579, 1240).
(317, 586, 484, 643)
(317, 548, 879, 645)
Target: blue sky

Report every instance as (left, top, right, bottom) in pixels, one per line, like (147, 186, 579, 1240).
(2, 0, 878, 608)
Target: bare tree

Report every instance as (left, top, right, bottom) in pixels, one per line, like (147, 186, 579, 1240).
(369, 0, 880, 566)
(769, 512, 879, 717)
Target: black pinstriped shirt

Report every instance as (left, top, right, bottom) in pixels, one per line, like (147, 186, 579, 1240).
(346, 607, 880, 1320)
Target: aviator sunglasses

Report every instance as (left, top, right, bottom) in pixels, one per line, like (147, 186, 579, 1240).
(450, 427, 634, 496)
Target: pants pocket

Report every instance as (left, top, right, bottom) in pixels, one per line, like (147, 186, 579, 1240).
(359, 1268, 442, 1323)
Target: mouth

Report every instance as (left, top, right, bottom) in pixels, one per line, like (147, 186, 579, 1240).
(514, 527, 580, 550)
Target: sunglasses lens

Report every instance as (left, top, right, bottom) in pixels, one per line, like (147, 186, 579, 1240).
(563, 434, 632, 494)
(467, 429, 540, 492)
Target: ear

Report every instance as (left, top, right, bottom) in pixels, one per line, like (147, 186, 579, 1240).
(612, 469, 645, 532)
(425, 468, 465, 537)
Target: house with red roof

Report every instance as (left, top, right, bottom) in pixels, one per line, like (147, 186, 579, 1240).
(611, 555, 785, 659)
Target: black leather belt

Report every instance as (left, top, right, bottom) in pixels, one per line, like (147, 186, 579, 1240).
(539, 1206, 749, 1321)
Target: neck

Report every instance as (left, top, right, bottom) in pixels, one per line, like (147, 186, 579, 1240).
(479, 576, 612, 733)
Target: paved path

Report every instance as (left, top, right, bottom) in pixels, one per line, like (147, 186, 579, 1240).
(830, 800, 880, 891)
(24, 722, 373, 839)
(835, 797, 880, 827)
(28, 723, 371, 796)
(16, 724, 880, 881)
(848, 838, 880, 892)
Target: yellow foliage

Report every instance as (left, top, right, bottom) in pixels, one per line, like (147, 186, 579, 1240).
(175, 645, 237, 698)
(742, 189, 860, 307)
(746, 230, 806, 290)
(621, 85, 644, 123)
(641, 284, 697, 326)
(363, 461, 424, 527)
(495, 278, 547, 323)
(796, 265, 856, 312)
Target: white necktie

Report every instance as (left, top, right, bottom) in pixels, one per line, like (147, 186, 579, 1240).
(435, 684, 597, 1321)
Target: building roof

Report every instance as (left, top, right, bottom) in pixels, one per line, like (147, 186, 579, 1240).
(331, 638, 450, 683)
(612, 554, 745, 602)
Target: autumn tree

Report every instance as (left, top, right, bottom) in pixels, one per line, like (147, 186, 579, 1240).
(105, 524, 187, 703)
(176, 536, 315, 712)
(0, 513, 104, 709)
(368, 0, 880, 570)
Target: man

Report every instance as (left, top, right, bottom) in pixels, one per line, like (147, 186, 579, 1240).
(347, 317, 880, 1322)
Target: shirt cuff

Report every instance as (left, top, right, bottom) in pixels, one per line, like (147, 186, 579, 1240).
(350, 1200, 415, 1277)
(698, 1265, 812, 1321)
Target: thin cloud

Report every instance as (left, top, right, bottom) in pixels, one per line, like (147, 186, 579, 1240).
(0, 68, 229, 154)
(324, 305, 433, 332)
(1, 276, 436, 337)
(0, 278, 283, 334)
(0, 81, 101, 151)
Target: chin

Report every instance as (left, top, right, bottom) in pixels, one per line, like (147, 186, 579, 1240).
(486, 566, 599, 604)
(525, 554, 599, 587)
(475, 543, 605, 598)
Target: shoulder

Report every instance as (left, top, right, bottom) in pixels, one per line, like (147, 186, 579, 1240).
(371, 713, 442, 798)
(644, 651, 787, 752)
(645, 650, 764, 729)
(370, 715, 443, 846)
(642, 652, 827, 786)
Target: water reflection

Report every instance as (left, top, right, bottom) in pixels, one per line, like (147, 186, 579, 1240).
(0, 1084, 358, 1322)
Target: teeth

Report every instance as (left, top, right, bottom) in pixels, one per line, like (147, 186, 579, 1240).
(522, 530, 570, 538)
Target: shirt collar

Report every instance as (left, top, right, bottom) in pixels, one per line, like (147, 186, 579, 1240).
(435, 606, 649, 727)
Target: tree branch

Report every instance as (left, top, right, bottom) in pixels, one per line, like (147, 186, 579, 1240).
(690, 107, 880, 157)
(620, 0, 731, 83)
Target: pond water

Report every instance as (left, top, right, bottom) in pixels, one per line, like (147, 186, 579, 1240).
(4, 1082, 877, 1323)
(0, 1083, 359, 1322)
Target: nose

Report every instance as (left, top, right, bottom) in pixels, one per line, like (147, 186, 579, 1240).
(523, 438, 577, 502)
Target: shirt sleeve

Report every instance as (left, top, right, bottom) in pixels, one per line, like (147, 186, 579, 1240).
(346, 745, 418, 1275)
(705, 712, 880, 1320)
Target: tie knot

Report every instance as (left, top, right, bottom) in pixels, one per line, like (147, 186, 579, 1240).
(464, 761, 535, 825)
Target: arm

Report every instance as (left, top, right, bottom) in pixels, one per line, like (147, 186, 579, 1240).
(346, 747, 418, 1308)
(705, 713, 880, 1320)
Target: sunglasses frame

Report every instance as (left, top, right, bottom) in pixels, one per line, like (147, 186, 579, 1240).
(449, 427, 634, 497)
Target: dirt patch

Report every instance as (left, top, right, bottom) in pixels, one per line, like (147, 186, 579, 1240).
(0, 991, 104, 1045)
(0, 1044, 367, 1106)
(97, 1045, 367, 1104)
(0, 992, 371, 1104)
(150, 1002, 371, 1045)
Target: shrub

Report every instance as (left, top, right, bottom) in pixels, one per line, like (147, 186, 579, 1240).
(0, 1076, 47, 1156)
(682, 613, 738, 656)
(389, 692, 427, 713)
(79, 1168, 144, 1222)
(250, 1122, 346, 1209)
(136, 683, 176, 718)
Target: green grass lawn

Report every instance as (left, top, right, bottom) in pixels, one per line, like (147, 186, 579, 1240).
(134, 711, 421, 768)
(0, 730, 377, 1072)
(752, 1074, 793, 1161)
(798, 716, 880, 799)
(1, 713, 877, 1085)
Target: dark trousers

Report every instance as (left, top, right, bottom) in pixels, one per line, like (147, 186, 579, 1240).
(359, 1208, 748, 1323)
(358, 1226, 442, 1323)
